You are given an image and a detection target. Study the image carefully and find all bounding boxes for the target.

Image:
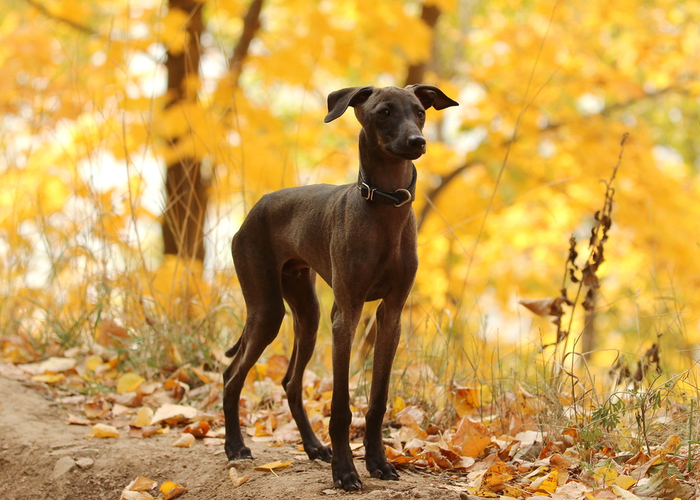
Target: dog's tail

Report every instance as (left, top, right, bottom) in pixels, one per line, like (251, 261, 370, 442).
(225, 337, 242, 358)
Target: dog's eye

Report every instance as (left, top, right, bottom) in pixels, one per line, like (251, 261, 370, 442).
(417, 110, 425, 120)
(378, 109, 390, 118)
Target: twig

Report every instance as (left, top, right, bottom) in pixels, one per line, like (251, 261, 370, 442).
(24, 0, 97, 35)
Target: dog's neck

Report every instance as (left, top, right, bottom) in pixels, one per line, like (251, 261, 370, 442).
(358, 130, 416, 194)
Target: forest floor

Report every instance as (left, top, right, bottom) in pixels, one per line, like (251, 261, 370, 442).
(0, 365, 467, 500)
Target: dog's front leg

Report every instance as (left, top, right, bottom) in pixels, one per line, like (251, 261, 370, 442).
(364, 297, 403, 480)
(328, 301, 364, 491)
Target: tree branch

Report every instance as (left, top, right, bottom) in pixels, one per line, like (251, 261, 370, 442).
(24, 0, 97, 35)
(229, 0, 265, 86)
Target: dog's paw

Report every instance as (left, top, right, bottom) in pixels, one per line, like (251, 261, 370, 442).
(225, 444, 253, 461)
(306, 444, 332, 462)
(368, 460, 399, 481)
(332, 460, 362, 491)
(333, 470, 362, 491)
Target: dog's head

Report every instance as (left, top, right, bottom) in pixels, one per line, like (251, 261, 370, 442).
(324, 85, 459, 160)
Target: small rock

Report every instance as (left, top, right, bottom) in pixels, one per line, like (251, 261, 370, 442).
(322, 489, 337, 495)
(73, 448, 99, 458)
(52, 456, 76, 478)
(75, 457, 94, 470)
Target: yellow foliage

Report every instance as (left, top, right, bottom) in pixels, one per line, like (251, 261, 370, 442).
(0, 0, 698, 396)
(159, 8, 191, 56)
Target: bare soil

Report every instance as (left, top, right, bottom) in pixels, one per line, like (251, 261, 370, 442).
(0, 373, 467, 500)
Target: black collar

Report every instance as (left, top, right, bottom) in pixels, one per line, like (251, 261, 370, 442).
(357, 164, 417, 207)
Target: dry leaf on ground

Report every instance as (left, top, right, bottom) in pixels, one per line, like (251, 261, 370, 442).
(92, 423, 120, 438)
(254, 460, 292, 472)
(172, 433, 195, 447)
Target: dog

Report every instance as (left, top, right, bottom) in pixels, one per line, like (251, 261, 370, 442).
(223, 84, 458, 490)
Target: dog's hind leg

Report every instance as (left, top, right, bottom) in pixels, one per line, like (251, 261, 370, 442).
(281, 268, 333, 462)
(223, 242, 286, 461)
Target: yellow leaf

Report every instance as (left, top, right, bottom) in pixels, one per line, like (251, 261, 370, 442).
(85, 355, 103, 372)
(530, 469, 559, 493)
(160, 481, 187, 499)
(615, 475, 637, 490)
(133, 407, 154, 428)
(117, 373, 145, 394)
(466, 487, 499, 498)
(482, 461, 514, 489)
(31, 373, 65, 384)
(92, 423, 120, 438)
(594, 466, 618, 486)
(392, 396, 406, 417)
(254, 460, 292, 472)
(172, 433, 195, 447)
(159, 8, 190, 56)
(658, 435, 682, 455)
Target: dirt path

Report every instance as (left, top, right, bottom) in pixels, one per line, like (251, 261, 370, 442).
(0, 373, 467, 500)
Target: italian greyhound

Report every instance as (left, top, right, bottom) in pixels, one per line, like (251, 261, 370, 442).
(223, 84, 458, 491)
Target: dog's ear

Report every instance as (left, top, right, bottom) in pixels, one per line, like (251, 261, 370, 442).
(406, 84, 459, 110)
(324, 85, 375, 123)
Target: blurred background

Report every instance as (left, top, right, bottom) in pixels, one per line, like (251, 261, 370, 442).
(0, 0, 698, 402)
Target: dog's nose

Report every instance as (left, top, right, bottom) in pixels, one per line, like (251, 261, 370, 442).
(407, 135, 426, 149)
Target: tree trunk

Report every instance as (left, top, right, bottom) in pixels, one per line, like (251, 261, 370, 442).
(162, 0, 207, 261)
(404, 3, 441, 86)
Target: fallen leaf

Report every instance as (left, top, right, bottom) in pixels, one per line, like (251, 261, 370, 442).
(550, 481, 589, 500)
(448, 385, 479, 418)
(20, 357, 76, 375)
(191, 365, 212, 384)
(657, 435, 682, 456)
(594, 466, 618, 486)
(150, 404, 198, 426)
(31, 373, 65, 384)
(112, 403, 131, 417)
(610, 484, 642, 500)
(160, 480, 187, 499)
(172, 433, 196, 447)
(85, 355, 103, 372)
(395, 405, 425, 426)
(451, 417, 492, 458)
(84, 397, 111, 419)
(482, 461, 514, 489)
(66, 414, 93, 426)
(550, 453, 572, 468)
(133, 407, 154, 427)
(228, 467, 251, 488)
(117, 373, 146, 394)
(632, 463, 695, 500)
(254, 460, 292, 472)
(392, 396, 406, 417)
(183, 420, 210, 438)
(92, 423, 120, 438)
(614, 475, 637, 490)
(530, 469, 559, 493)
(125, 476, 157, 492)
(129, 425, 162, 438)
(265, 354, 289, 384)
